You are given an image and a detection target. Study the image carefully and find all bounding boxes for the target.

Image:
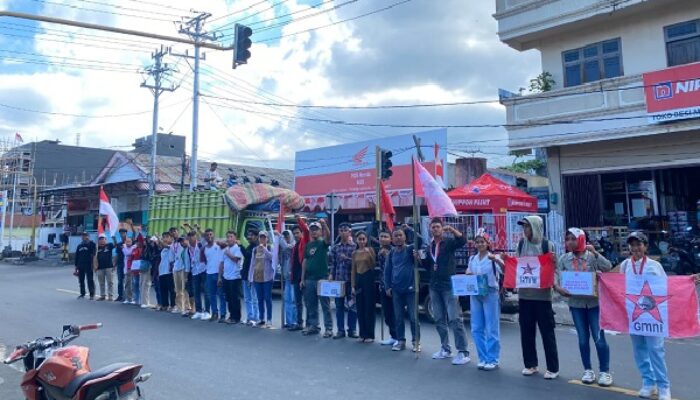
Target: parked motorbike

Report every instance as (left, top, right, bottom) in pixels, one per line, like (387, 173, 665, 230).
(666, 237, 700, 275)
(595, 235, 623, 267)
(3, 323, 150, 400)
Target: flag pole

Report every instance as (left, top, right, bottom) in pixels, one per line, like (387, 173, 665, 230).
(411, 157, 420, 359)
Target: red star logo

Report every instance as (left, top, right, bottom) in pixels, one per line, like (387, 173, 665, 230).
(521, 263, 535, 275)
(626, 280, 668, 323)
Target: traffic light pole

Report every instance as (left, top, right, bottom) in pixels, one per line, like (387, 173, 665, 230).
(375, 145, 381, 223)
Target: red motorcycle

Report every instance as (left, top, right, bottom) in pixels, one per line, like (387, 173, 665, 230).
(3, 323, 150, 400)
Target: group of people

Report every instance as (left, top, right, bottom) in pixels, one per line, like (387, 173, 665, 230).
(73, 214, 700, 400)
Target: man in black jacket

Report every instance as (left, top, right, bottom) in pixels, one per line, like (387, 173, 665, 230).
(75, 232, 96, 299)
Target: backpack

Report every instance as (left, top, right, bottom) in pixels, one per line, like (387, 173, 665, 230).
(517, 238, 550, 256)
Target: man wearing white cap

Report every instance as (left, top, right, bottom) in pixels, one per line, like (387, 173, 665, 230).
(95, 234, 115, 301)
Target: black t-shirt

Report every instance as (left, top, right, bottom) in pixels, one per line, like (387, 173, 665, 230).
(241, 242, 257, 282)
(75, 241, 96, 269)
(96, 243, 115, 270)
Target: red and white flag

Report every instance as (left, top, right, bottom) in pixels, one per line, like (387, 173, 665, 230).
(14, 132, 23, 143)
(379, 181, 396, 231)
(275, 198, 285, 234)
(434, 143, 445, 188)
(99, 187, 119, 237)
(413, 158, 457, 218)
(503, 254, 555, 289)
(599, 274, 700, 338)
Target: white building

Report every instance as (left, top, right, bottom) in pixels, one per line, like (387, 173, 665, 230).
(494, 0, 700, 234)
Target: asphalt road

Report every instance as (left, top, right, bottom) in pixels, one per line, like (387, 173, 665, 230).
(1, 261, 699, 400)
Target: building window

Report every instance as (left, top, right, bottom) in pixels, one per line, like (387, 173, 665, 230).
(562, 38, 622, 87)
(665, 19, 700, 67)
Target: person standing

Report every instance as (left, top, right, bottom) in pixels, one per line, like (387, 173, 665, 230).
(289, 218, 310, 331)
(241, 229, 260, 325)
(139, 236, 155, 309)
(279, 230, 297, 329)
(376, 231, 398, 346)
(130, 235, 144, 306)
(330, 222, 358, 339)
(516, 216, 559, 379)
(301, 220, 333, 338)
(74, 232, 96, 300)
(249, 231, 275, 328)
(221, 231, 243, 324)
(122, 238, 136, 305)
(467, 231, 503, 371)
(351, 231, 376, 342)
(203, 229, 226, 322)
(113, 227, 131, 302)
(172, 237, 190, 315)
(95, 234, 115, 301)
(424, 218, 470, 365)
(189, 231, 210, 320)
(157, 232, 176, 311)
(384, 229, 419, 352)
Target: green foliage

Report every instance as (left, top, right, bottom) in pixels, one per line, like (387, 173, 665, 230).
(529, 72, 555, 93)
(503, 159, 545, 174)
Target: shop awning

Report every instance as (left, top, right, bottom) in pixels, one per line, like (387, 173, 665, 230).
(447, 173, 537, 213)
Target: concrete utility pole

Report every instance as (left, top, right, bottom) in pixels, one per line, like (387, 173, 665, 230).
(141, 45, 178, 199)
(173, 12, 220, 191)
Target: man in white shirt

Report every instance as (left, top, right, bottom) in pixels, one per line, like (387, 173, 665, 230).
(220, 231, 244, 324)
(203, 162, 223, 191)
(203, 228, 226, 322)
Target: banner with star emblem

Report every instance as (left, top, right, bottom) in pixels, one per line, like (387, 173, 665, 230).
(599, 274, 700, 338)
(503, 254, 555, 289)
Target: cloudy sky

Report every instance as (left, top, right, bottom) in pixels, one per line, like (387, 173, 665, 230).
(0, 0, 540, 172)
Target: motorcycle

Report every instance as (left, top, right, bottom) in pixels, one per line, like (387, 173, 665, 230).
(3, 323, 150, 400)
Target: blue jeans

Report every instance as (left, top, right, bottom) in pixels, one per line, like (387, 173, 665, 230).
(392, 291, 416, 343)
(206, 273, 226, 317)
(283, 281, 297, 326)
(570, 306, 610, 372)
(132, 274, 141, 305)
(631, 335, 669, 389)
(304, 279, 332, 331)
(335, 283, 357, 334)
(192, 273, 209, 313)
(254, 281, 273, 322)
(431, 288, 468, 354)
(243, 280, 259, 322)
(153, 273, 161, 305)
(116, 264, 125, 299)
(470, 288, 501, 364)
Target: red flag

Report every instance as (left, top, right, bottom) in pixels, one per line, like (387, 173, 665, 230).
(413, 158, 457, 217)
(379, 181, 395, 231)
(99, 187, 119, 237)
(276, 198, 285, 233)
(599, 273, 700, 338)
(503, 253, 555, 289)
(14, 132, 23, 143)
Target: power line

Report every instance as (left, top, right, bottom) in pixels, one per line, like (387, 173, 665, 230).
(219, 0, 293, 30)
(0, 56, 142, 73)
(30, 0, 177, 22)
(0, 48, 144, 67)
(0, 99, 190, 118)
(0, 31, 153, 54)
(234, 0, 333, 30)
(254, 0, 359, 34)
(256, 0, 414, 43)
(120, 0, 192, 13)
(64, 0, 183, 18)
(209, 0, 270, 24)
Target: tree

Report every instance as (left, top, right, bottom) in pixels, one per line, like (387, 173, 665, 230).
(503, 159, 545, 175)
(529, 72, 555, 93)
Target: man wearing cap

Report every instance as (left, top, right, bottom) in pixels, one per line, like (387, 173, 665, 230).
(74, 232, 96, 299)
(95, 234, 116, 301)
(329, 222, 358, 339)
(113, 227, 130, 302)
(301, 219, 333, 337)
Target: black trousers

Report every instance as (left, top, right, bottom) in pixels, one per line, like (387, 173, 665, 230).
(223, 278, 242, 322)
(519, 299, 559, 372)
(159, 274, 175, 308)
(380, 287, 397, 340)
(356, 271, 376, 339)
(78, 265, 95, 297)
(293, 282, 304, 326)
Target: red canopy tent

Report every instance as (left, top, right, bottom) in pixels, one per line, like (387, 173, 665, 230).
(447, 173, 538, 213)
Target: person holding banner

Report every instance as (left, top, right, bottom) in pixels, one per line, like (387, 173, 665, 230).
(376, 231, 398, 346)
(554, 228, 613, 386)
(249, 231, 275, 328)
(515, 216, 559, 379)
(301, 220, 333, 338)
(329, 222, 358, 339)
(385, 229, 419, 352)
(422, 218, 470, 365)
(351, 231, 376, 343)
(466, 231, 503, 371)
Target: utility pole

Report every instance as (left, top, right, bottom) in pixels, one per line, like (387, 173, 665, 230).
(173, 12, 219, 191)
(141, 45, 177, 199)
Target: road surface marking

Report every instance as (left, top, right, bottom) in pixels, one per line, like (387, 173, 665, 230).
(56, 288, 80, 295)
(569, 380, 680, 400)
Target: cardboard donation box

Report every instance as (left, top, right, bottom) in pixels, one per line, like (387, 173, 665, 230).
(318, 280, 346, 297)
(560, 271, 597, 297)
(452, 274, 488, 296)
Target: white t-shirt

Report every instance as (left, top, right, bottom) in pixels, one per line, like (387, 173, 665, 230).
(222, 244, 243, 280)
(467, 252, 502, 289)
(620, 256, 666, 277)
(204, 244, 224, 275)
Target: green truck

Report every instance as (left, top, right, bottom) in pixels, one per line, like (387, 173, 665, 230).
(148, 190, 272, 246)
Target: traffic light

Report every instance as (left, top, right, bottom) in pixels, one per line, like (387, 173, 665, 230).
(380, 149, 393, 180)
(234, 23, 253, 67)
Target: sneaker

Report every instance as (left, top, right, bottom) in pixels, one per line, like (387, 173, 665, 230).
(89, 296, 95, 300)
(544, 371, 559, 380)
(218, 318, 227, 324)
(115, 297, 124, 302)
(288, 325, 303, 331)
(209, 313, 219, 322)
(141, 304, 150, 309)
(96, 296, 105, 301)
(256, 320, 265, 326)
(265, 320, 273, 328)
(411, 343, 421, 353)
(598, 372, 613, 387)
(451, 352, 470, 365)
(380, 338, 398, 346)
(302, 329, 319, 336)
(477, 361, 486, 370)
(323, 330, 333, 338)
(191, 312, 201, 320)
(522, 367, 538, 376)
(107, 296, 113, 301)
(482, 363, 498, 371)
(638, 386, 656, 399)
(347, 331, 359, 339)
(432, 349, 451, 360)
(581, 370, 596, 385)
(333, 331, 346, 340)
(171, 307, 181, 314)
(201, 312, 212, 320)
(123, 300, 130, 304)
(130, 301, 137, 305)
(658, 387, 671, 400)
(392, 341, 406, 351)
(77, 295, 85, 299)
(181, 312, 189, 317)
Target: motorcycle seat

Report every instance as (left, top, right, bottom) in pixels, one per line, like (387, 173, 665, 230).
(63, 362, 134, 398)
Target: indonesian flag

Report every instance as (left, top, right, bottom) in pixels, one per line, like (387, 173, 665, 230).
(99, 187, 119, 237)
(434, 143, 445, 188)
(413, 158, 457, 218)
(380, 181, 396, 231)
(14, 132, 23, 143)
(503, 254, 555, 289)
(276, 198, 285, 233)
(599, 274, 700, 338)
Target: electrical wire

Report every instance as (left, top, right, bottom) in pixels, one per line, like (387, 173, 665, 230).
(219, 0, 293, 29)
(0, 31, 153, 54)
(30, 0, 177, 22)
(254, 0, 359, 34)
(209, 0, 270, 24)
(63, 0, 183, 18)
(0, 99, 190, 118)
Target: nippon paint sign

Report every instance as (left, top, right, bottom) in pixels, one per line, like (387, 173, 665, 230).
(294, 129, 447, 198)
(644, 62, 700, 123)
